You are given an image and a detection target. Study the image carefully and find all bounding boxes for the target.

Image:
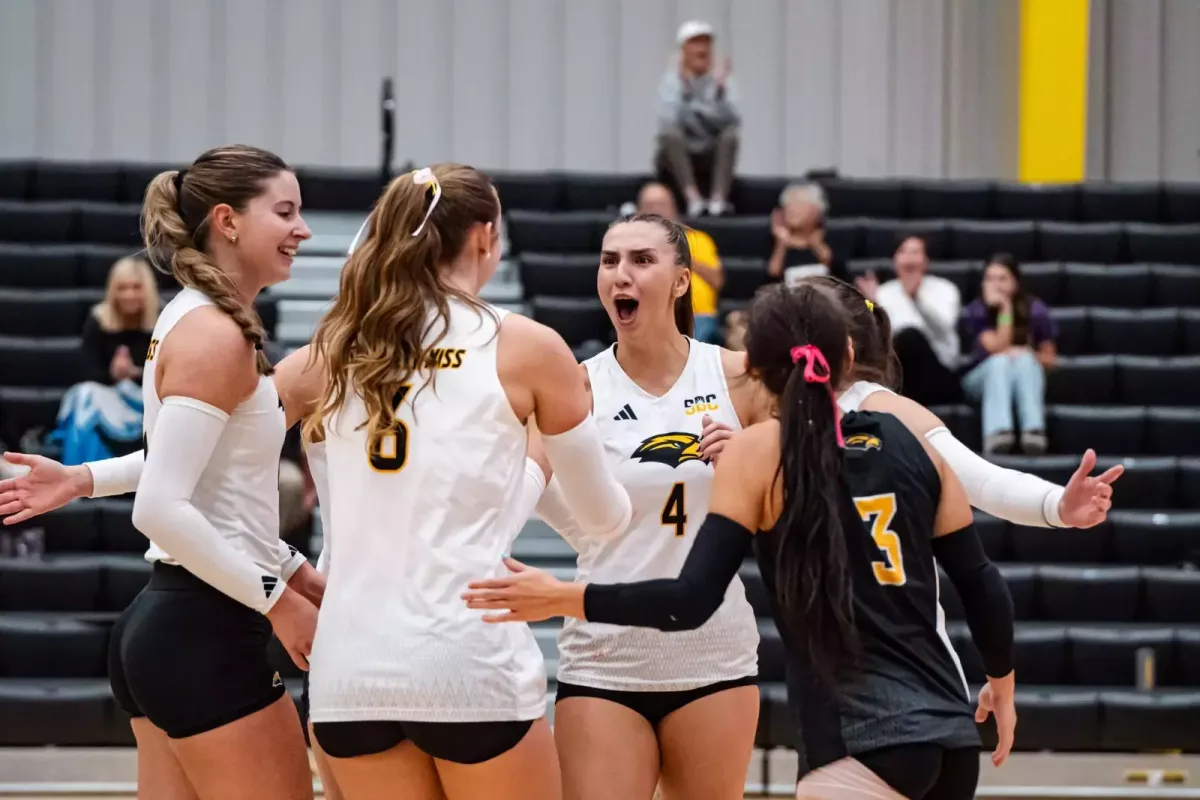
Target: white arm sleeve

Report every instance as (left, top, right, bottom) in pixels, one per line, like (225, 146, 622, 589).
(276, 539, 308, 580)
(540, 414, 631, 539)
(925, 426, 1065, 528)
(304, 440, 332, 576)
(131, 397, 287, 613)
(534, 477, 581, 538)
(516, 458, 547, 522)
(85, 450, 145, 497)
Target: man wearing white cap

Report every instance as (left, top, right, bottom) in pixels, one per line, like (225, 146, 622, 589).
(656, 20, 740, 218)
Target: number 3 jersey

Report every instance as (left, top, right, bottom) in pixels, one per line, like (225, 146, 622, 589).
(555, 340, 759, 691)
(308, 299, 546, 724)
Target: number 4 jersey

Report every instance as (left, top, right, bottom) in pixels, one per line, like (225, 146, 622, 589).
(555, 339, 759, 691)
(308, 300, 547, 724)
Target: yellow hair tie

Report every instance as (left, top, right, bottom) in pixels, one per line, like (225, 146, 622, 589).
(865, 299, 875, 312)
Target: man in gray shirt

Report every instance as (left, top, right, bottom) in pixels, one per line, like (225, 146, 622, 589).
(656, 21, 740, 218)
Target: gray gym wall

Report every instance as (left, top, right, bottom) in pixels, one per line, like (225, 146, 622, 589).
(0, 0, 1194, 180)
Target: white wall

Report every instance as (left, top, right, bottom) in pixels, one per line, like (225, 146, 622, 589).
(0, 0, 1021, 178)
(1087, 0, 1200, 182)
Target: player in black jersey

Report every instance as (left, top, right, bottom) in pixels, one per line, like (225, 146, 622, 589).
(465, 281, 1017, 799)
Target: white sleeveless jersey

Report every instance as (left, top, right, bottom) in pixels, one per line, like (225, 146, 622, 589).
(308, 300, 546, 723)
(838, 380, 893, 413)
(555, 340, 759, 691)
(141, 289, 287, 574)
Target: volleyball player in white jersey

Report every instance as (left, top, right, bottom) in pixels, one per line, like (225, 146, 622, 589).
(527, 212, 771, 800)
(284, 163, 630, 800)
(803, 275, 1123, 529)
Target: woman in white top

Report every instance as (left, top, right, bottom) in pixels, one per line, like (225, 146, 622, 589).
(531, 212, 773, 800)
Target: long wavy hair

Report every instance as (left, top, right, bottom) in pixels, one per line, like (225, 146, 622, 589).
(304, 163, 500, 445)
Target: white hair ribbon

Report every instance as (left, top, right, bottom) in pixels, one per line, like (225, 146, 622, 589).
(411, 167, 442, 237)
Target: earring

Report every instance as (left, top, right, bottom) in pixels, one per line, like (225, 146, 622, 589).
(229, 234, 238, 244)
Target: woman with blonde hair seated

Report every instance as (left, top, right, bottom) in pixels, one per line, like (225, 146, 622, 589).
(46, 256, 160, 465)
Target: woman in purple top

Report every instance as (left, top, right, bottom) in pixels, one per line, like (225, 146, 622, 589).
(961, 253, 1058, 455)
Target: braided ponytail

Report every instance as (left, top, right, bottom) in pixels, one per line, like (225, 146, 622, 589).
(141, 146, 290, 376)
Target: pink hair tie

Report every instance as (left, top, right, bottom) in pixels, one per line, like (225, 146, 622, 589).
(789, 344, 844, 447)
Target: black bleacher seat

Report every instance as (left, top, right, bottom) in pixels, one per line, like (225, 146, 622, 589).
(1127, 224, 1200, 266)
(970, 511, 1008, 560)
(0, 557, 102, 612)
(1164, 185, 1200, 225)
(1147, 407, 1200, 456)
(929, 260, 980, 299)
(1019, 262, 1064, 306)
(906, 180, 993, 221)
(78, 203, 142, 247)
(1110, 512, 1200, 565)
(1080, 184, 1162, 224)
(993, 183, 1079, 222)
(1117, 355, 1200, 406)
(295, 168, 383, 212)
(1000, 564, 1038, 619)
(823, 218, 863, 260)
(1040, 568, 1140, 622)
(1072, 626, 1175, 685)
(949, 220, 1036, 261)
(0, 201, 80, 244)
(1039, 223, 1124, 264)
(822, 179, 905, 219)
(0, 387, 66, 448)
(530, 296, 610, 347)
(37, 503, 101, 554)
(0, 288, 99, 337)
(1063, 263, 1151, 308)
(78, 244, 149, 288)
(1155, 265, 1200, 307)
(1089, 307, 1179, 356)
(730, 177, 788, 216)
(1009, 687, 1104, 751)
(517, 254, 596, 298)
(0, 337, 81, 387)
(97, 499, 143, 553)
(0, 244, 81, 288)
(860, 219, 950, 260)
(689, 216, 773, 259)
(1047, 405, 1145, 456)
(721, 257, 769, 301)
(1012, 625, 1069, 685)
(31, 163, 124, 203)
(562, 174, 646, 212)
(492, 173, 565, 212)
(1182, 459, 1200, 508)
(1009, 521, 1110, 566)
(254, 293, 279, 339)
(0, 616, 108, 678)
(1143, 569, 1200, 623)
(120, 163, 182, 205)
(0, 679, 123, 746)
(101, 557, 151, 611)
(506, 211, 607, 255)
(1183, 310, 1200, 352)
(1046, 355, 1116, 405)
(1178, 629, 1200, 685)
(0, 162, 32, 200)
(1049, 307, 1088, 355)
(1103, 690, 1200, 752)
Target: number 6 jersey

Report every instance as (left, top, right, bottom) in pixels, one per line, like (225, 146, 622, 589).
(554, 339, 759, 691)
(308, 300, 547, 724)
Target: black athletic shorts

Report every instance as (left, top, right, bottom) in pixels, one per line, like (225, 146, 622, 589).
(554, 675, 758, 727)
(311, 719, 534, 764)
(855, 743, 980, 800)
(108, 563, 286, 739)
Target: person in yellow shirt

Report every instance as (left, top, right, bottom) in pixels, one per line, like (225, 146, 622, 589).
(636, 182, 725, 342)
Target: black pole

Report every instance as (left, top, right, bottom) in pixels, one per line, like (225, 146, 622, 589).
(380, 77, 395, 188)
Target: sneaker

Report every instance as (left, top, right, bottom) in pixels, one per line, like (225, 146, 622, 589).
(686, 198, 707, 218)
(984, 431, 1015, 455)
(708, 198, 731, 216)
(1021, 430, 1048, 455)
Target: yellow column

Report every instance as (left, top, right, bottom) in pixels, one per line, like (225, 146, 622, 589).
(1018, 0, 1090, 182)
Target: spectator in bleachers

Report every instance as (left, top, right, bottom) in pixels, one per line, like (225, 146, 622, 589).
(45, 256, 159, 465)
(858, 235, 962, 406)
(655, 20, 740, 218)
(961, 253, 1058, 455)
(636, 182, 725, 342)
(766, 182, 842, 286)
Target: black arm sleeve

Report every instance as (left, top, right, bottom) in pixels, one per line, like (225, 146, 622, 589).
(932, 524, 1014, 677)
(583, 513, 752, 631)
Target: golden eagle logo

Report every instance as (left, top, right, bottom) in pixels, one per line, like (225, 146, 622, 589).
(845, 433, 882, 451)
(630, 432, 705, 468)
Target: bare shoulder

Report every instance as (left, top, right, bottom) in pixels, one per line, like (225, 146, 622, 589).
(859, 389, 946, 437)
(724, 419, 781, 476)
(157, 306, 257, 411)
(720, 347, 773, 426)
(718, 345, 748, 378)
(497, 312, 576, 375)
(274, 345, 326, 427)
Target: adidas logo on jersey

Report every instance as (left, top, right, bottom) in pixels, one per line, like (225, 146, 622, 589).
(262, 576, 278, 598)
(613, 404, 638, 421)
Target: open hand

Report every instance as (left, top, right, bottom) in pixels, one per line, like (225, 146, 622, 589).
(463, 557, 585, 623)
(0, 453, 93, 525)
(1058, 449, 1123, 529)
(976, 674, 1016, 767)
